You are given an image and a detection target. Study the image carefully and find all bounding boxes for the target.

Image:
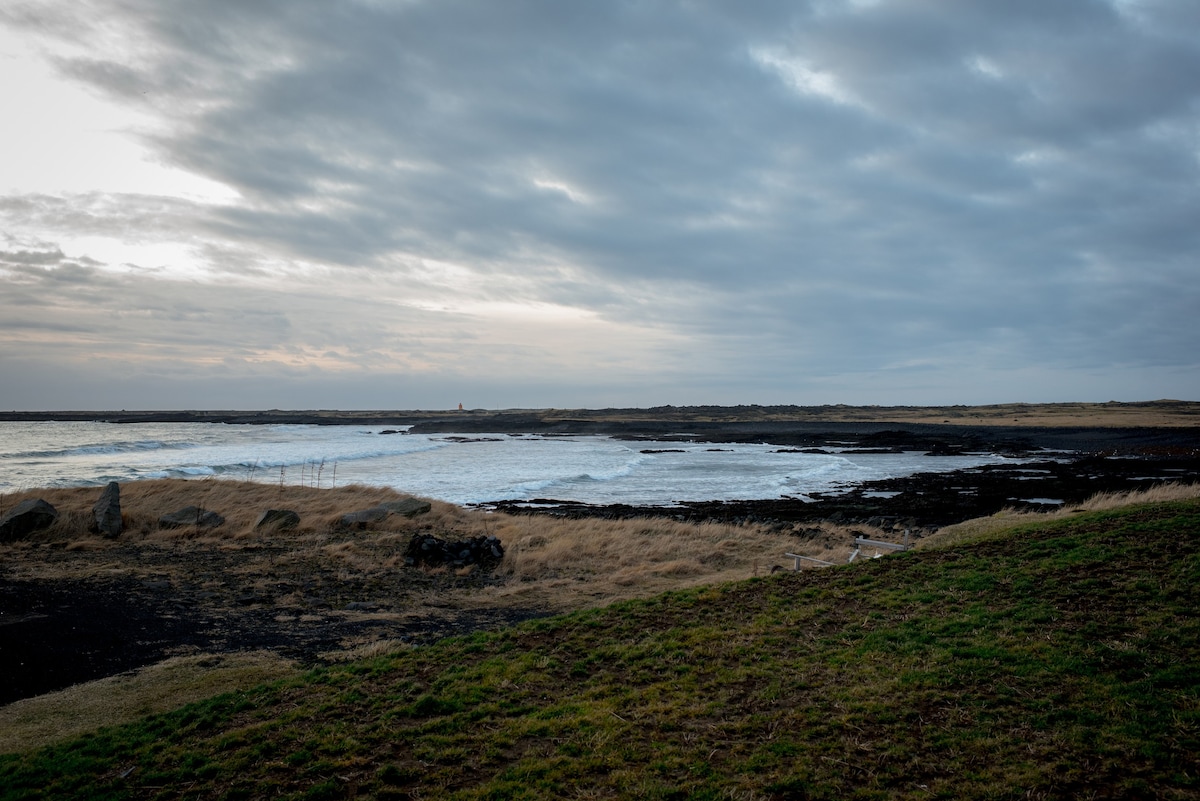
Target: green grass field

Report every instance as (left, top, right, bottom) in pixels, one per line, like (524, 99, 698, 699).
(3, 498, 1197, 800)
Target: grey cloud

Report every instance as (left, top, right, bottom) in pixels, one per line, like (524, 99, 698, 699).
(0, 247, 69, 266)
(2, 0, 1198, 407)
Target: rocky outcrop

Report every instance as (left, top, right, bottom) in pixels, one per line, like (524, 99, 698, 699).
(404, 534, 504, 569)
(0, 499, 59, 541)
(92, 482, 122, 538)
(255, 509, 300, 531)
(159, 506, 225, 530)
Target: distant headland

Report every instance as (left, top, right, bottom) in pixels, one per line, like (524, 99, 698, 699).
(3, 401, 1197, 456)
(2, 399, 1197, 427)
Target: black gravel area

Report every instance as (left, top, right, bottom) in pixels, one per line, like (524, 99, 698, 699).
(0, 558, 544, 705)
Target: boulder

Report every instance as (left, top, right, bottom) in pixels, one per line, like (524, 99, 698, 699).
(337, 506, 390, 530)
(0, 499, 59, 541)
(159, 506, 225, 530)
(255, 509, 300, 531)
(92, 481, 122, 538)
(336, 498, 430, 530)
(380, 498, 432, 518)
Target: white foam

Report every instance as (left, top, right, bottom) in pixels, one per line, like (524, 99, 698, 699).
(0, 421, 1036, 504)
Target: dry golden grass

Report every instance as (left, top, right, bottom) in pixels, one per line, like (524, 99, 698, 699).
(917, 482, 1200, 550)
(472, 515, 901, 609)
(0, 477, 924, 752)
(0, 478, 473, 551)
(0, 479, 873, 602)
(0, 651, 296, 754)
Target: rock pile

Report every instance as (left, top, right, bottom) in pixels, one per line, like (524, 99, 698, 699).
(404, 534, 504, 569)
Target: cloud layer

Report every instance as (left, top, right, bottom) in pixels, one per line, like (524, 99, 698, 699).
(2, 0, 1198, 409)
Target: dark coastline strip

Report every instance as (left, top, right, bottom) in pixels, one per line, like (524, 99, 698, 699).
(482, 454, 1200, 530)
(2, 408, 1198, 455)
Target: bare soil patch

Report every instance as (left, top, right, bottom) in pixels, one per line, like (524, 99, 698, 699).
(0, 540, 541, 706)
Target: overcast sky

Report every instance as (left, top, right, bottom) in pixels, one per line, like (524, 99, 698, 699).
(2, 0, 1197, 411)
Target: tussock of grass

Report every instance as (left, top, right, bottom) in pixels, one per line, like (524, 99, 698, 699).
(318, 639, 412, 663)
(920, 481, 1200, 550)
(4, 495, 1196, 798)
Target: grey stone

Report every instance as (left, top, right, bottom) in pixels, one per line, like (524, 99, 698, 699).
(336, 497, 430, 530)
(336, 506, 390, 530)
(255, 509, 300, 531)
(379, 498, 432, 518)
(159, 506, 225, 529)
(93, 481, 122, 538)
(0, 498, 59, 541)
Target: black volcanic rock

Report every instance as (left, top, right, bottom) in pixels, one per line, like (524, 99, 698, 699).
(404, 534, 504, 568)
(480, 454, 1200, 532)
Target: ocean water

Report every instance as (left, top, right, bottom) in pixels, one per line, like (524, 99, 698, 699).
(0, 421, 1024, 506)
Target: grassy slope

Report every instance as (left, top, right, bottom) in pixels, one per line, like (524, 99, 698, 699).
(2, 501, 1198, 800)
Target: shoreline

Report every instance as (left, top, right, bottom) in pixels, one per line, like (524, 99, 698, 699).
(3, 402, 1198, 459)
(480, 451, 1200, 528)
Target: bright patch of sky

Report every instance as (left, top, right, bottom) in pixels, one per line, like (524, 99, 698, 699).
(0, 28, 235, 202)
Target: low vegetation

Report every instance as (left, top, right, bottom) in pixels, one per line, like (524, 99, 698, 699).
(0, 478, 853, 610)
(2, 484, 1197, 798)
(919, 481, 1200, 550)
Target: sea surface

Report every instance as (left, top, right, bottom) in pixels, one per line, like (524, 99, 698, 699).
(0, 421, 1026, 506)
